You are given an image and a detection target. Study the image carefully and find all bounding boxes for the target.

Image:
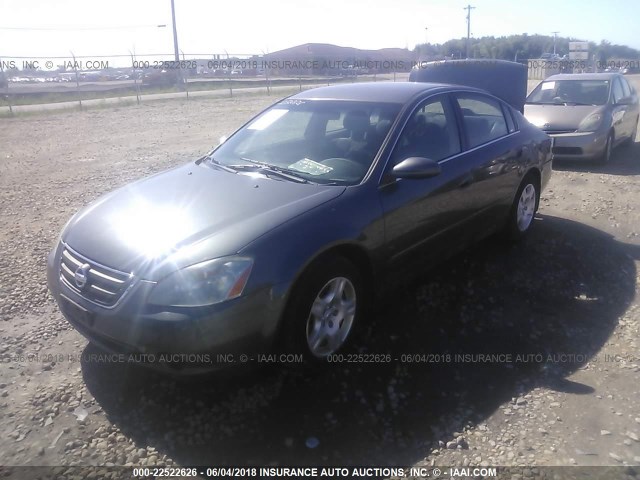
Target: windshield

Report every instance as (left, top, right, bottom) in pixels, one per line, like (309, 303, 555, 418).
(210, 99, 402, 185)
(526, 79, 610, 106)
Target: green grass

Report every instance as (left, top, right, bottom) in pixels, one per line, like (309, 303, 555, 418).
(0, 97, 139, 118)
(1, 86, 163, 107)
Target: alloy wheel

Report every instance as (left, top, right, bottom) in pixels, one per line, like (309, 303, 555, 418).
(305, 276, 356, 357)
(516, 183, 536, 232)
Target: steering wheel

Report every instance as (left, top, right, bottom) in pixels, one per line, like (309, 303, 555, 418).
(552, 93, 570, 104)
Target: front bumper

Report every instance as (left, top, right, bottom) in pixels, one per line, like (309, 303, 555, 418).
(549, 130, 608, 160)
(47, 243, 286, 374)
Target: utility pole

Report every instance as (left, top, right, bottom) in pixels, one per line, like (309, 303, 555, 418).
(424, 27, 429, 58)
(170, 0, 184, 90)
(464, 5, 475, 59)
(551, 31, 559, 55)
(170, 0, 180, 63)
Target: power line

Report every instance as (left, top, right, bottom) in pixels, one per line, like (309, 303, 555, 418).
(0, 53, 259, 59)
(0, 25, 166, 31)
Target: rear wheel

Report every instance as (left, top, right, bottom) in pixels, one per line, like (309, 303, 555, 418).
(504, 175, 539, 241)
(283, 257, 364, 362)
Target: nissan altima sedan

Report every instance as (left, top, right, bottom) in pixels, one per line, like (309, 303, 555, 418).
(47, 80, 552, 373)
(525, 73, 639, 163)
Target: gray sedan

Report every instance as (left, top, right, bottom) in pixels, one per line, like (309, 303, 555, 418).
(524, 73, 639, 163)
(47, 80, 552, 373)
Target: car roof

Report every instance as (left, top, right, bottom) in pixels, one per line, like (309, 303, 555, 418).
(544, 73, 620, 81)
(289, 81, 457, 104)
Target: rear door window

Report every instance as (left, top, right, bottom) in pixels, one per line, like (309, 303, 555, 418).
(455, 94, 509, 149)
(502, 104, 517, 133)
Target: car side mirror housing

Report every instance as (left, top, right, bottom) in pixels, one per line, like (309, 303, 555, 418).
(616, 96, 633, 105)
(391, 157, 442, 179)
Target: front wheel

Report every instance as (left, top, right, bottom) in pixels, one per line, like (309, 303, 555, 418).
(623, 117, 638, 147)
(283, 257, 364, 362)
(504, 176, 539, 241)
(599, 133, 613, 164)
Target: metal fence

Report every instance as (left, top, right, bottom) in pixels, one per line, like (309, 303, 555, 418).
(0, 52, 412, 115)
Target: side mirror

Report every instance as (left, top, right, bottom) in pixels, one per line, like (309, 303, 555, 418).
(391, 157, 441, 179)
(616, 96, 633, 105)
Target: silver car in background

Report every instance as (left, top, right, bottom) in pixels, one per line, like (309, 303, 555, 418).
(524, 73, 639, 163)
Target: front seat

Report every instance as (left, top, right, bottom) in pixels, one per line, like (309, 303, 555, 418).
(397, 115, 450, 161)
(333, 110, 370, 159)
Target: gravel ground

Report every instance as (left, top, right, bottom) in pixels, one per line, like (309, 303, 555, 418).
(0, 81, 639, 477)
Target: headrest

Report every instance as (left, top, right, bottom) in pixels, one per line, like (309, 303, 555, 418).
(376, 119, 392, 135)
(343, 111, 369, 132)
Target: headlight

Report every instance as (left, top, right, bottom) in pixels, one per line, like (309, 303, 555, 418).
(148, 257, 253, 307)
(56, 214, 76, 247)
(577, 113, 603, 132)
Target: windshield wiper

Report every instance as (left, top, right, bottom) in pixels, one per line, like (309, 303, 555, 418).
(233, 157, 312, 184)
(206, 155, 313, 184)
(527, 101, 571, 106)
(533, 100, 599, 106)
(203, 155, 237, 173)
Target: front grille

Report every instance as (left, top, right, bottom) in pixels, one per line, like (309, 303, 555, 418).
(59, 244, 133, 308)
(552, 146, 583, 155)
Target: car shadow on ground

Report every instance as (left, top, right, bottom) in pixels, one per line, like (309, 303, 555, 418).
(552, 139, 640, 175)
(81, 214, 638, 466)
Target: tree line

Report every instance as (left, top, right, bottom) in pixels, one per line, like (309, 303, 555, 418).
(415, 34, 640, 63)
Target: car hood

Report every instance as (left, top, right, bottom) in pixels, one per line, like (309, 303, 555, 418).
(524, 104, 605, 131)
(63, 162, 345, 280)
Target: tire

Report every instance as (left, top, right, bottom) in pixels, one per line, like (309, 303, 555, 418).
(504, 175, 540, 241)
(599, 133, 613, 164)
(282, 256, 364, 363)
